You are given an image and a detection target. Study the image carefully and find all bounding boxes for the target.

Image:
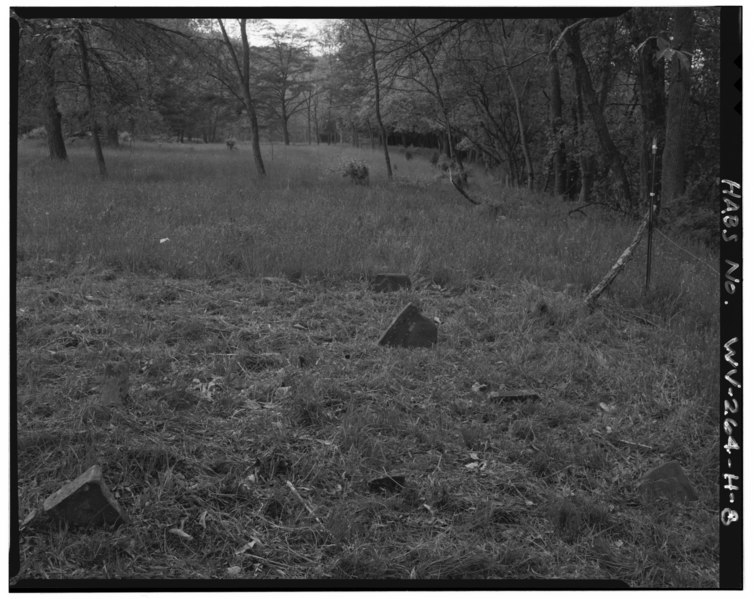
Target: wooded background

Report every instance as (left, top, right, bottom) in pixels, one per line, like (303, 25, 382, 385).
(14, 10, 719, 239)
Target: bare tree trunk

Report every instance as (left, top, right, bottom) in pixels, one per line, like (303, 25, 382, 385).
(359, 19, 392, 179)
(281, 100, 290, 145)
(574, 72, 594, 203)
(546, 27, 564, 196)
(313, 97, 320, 145)
(661, 8, 695, 210)
(498, 21, 533, 190)
(305, 92, 312, 144)
(41, 33, 67, 161)
(75, 23, 107, 178)
(560, 20, 631, 207)
(219, 18, 266, 177)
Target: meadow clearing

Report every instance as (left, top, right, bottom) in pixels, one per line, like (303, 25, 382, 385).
(13, 139, 719, 586)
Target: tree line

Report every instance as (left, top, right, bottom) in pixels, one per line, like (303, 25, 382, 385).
(14, 11, 719, 229)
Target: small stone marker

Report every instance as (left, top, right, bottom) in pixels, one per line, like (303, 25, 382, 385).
(637, 461, 698, 504)
(101, 362, 130, 407)
(488, 390, 540, 403)
(378, 303, 438, 348)
(43, 465, 126, 527)
(370, 273, 412, 293)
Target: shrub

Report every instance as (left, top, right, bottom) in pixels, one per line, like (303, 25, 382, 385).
(339, 159, 370, 186)
(430, 151, 440, 166)
(22, 127, 47, 140)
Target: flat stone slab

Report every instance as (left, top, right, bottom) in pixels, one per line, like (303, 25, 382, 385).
(43, 465, 126, 527)
(637, 461, 698, 504)
(378, 303, 438, 348)
(370, 273, 412, 293)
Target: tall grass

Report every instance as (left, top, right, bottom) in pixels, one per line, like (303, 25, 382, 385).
(14, 140, 721, 585)
(16, 140, 718, 318)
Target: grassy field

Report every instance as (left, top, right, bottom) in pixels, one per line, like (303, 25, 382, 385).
(13, 140, 720, 586)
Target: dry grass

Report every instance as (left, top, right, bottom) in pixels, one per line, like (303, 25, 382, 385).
(13, 140, 719, 587)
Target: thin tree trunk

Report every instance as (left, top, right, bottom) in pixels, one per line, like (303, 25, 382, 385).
(498, 21, 533, 190)
(313, 98, 320, 145)
(41, 33, 67, 160)
(306, 93, 312, 144)
(561, 20, 631, 207)
(546, 27, 564, 196)
(281, 101, 290, 145)
(75, 23, 107, 177)
(359, 19, 392, 179)
(219, 18, 266, 177)
(574, 71, 594, 203)
(661, 8, 695, 210)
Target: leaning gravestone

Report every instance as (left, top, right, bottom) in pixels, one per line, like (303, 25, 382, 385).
(378, 303, 438, 348)
(370, 273, 412, 293)
(42, 464, 126, 527)
(637, 461, 699, 504)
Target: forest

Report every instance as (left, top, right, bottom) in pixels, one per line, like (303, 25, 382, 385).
(15, 10, 719, 234)
(12, 9, 725, 588)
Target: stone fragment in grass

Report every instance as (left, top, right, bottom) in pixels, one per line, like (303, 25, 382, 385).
(101, 362, 130, 407)
(368, 475, 406, 494)
(370, 273, 412, 293)
(378, 303, 438, 348)
(42, 465, 126, 527)
(488, 390, 540, 403)
(637, 461, 698, 503)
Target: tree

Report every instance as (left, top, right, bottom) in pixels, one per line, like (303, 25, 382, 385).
(661, 8, 695, 210)
(357, 19, 393, 179)
(559, 18, 633, 207)
(40, 26, 68, 159)
(14, 17, 68, 160)
(495, 20, 535, 189)
(217, 18, 266, 177)
(255, 25, 316, 145)
(546, 24, 565, 196)
(75, 20, 107, 177)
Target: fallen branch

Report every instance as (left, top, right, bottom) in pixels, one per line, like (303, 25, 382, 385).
(285, 480, 323, 526)
(449, 171, 481, 205)
(584, 215, 649, 310)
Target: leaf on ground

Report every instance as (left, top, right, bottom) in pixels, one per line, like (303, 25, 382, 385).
(235, 537, 262, 555)
(168, 528, 193, 540)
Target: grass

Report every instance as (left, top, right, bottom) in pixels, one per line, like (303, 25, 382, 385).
(13, 139, 719, 587)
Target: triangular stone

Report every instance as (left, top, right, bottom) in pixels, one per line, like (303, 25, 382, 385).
(637, 461, 698, 503)
(378, 303, 437, 348)
(43, 465, 126, 527)
(370, 273, 412, 293)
